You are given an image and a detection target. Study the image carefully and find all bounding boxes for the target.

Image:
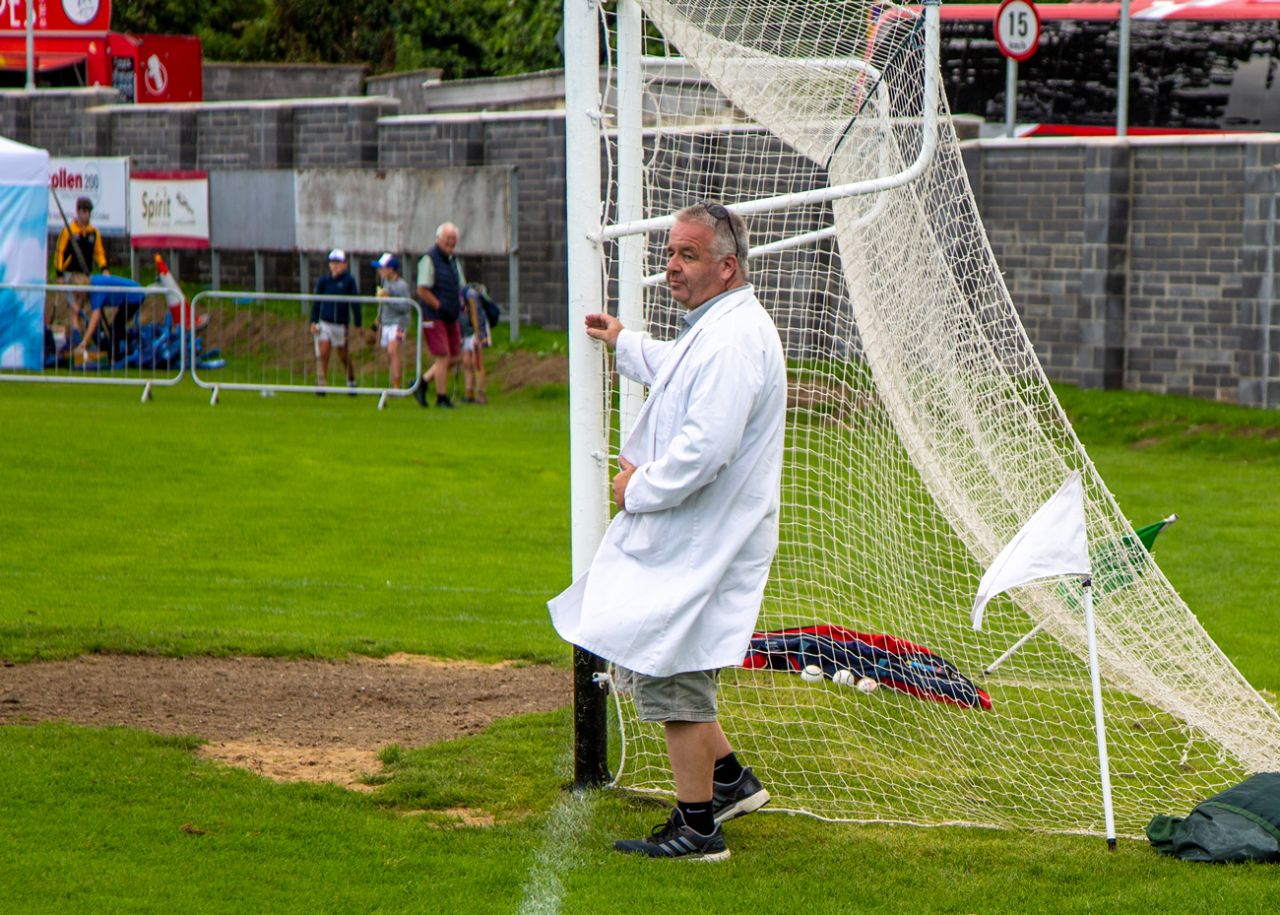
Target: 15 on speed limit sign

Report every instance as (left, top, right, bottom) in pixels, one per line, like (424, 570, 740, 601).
(994, 0, 1041, 62)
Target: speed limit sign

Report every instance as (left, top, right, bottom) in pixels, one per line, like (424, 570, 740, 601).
(994, 0, 1041, 62)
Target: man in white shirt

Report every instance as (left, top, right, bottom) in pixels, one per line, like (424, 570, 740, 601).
(550, 202, 788, 861)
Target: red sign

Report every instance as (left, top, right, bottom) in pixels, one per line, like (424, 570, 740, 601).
(0, 0, 112, 34)
(135, 35, 203, 103)
(994, 0, 1041, 63)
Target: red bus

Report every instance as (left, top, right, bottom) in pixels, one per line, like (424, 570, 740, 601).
(935, 0, 1280, 135)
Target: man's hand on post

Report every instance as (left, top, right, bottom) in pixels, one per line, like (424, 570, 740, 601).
(613, 456, 637, 511)
(585, 313, 623, 350)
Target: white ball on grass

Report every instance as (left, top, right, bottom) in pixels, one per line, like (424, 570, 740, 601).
(831, 669, 855, 686)
(799, 664, 824, 683)
(856, 677, 879, 694)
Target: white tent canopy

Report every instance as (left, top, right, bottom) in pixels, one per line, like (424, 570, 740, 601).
(0, 135, 51, 370)
(0, 135, 50, 186)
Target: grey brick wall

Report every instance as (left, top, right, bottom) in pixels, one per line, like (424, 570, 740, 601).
(294, 100, 398, 167)
(379, 113, 566, 322)
(0, 88, 119, 155)
(203, 64, 368, 102)
(197, 105, 295, 169)
(979, 145, 1090, 386)
(108, 107, 199, 169)
(969, 136, 1280, 406)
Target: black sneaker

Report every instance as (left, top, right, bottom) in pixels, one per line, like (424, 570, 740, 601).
(413, 382, 428, 407)
(436, 394, 455, 408)
(613, 808, 730, 861)
(712, 766, 770, 824)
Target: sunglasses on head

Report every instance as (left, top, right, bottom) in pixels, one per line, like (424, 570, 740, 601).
(704, 202, 741, 261)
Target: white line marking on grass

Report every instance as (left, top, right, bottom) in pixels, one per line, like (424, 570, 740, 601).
(517, 787, 596, 915)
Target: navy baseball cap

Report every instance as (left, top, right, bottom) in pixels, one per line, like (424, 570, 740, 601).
(372, 252, 400, 271)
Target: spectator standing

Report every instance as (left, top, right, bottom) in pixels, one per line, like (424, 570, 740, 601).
(311, 248, 362, 394)
(460, 284, 492, 403)
(56, 197, 109, 350)
(371, 253, 413, 390)
(414, 222, 464, 408)
(549, 203, 785, 860)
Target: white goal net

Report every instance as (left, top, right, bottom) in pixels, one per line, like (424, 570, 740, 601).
(584, 0, 1280, 836)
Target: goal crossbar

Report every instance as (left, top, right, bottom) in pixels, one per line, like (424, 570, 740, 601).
(596, 3, 941, 244)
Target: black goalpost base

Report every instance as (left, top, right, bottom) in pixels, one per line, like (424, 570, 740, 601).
(572, 646, 610, 789)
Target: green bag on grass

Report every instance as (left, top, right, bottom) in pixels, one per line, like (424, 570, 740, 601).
(1147, 772, 1280, 863)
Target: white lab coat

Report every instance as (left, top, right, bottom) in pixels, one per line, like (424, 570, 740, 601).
(548, 285, 787, 676)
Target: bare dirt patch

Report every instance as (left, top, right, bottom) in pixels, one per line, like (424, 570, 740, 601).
(0, 654, 569, 790)
(491, 349, 568, 391)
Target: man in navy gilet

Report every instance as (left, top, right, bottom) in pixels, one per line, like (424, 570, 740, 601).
(414, 222, 465, 408)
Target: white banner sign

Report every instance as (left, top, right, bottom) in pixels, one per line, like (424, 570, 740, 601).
(48, 157, 129, 236)
(129, 171, 210, 249)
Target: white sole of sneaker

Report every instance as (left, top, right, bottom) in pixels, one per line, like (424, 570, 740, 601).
(685, 848, 731, 862)
(714, 789, 771, 824)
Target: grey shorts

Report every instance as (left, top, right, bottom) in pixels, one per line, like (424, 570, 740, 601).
(614, 666, 720, 723)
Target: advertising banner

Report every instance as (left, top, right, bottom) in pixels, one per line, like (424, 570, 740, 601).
(48, 157, 128, 236)
(0, 136, 49, 371)
(0, 0, 112, 33)
(129, 170, 209, 249)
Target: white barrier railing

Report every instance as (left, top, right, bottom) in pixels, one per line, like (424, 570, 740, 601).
(187, 290, 425, 409)
(0, 282, 181, 402)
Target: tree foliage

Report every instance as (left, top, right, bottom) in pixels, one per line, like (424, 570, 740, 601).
(111, 0, 563, 78)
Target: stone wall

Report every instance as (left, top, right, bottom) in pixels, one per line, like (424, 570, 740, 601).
(203, 63, 367, 102)
(967, 136, 1280, 405)
(363, 69, 445, 116)
(379, 112, 566, 317)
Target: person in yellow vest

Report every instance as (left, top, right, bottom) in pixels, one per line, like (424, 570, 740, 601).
(53, 196, 109, 349)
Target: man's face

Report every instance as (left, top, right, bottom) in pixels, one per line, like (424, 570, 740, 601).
(438, 228, 458, 256)
(665, 219, 731, 309)
(76, 206, 91, 226)
(329, 259, 346, 276)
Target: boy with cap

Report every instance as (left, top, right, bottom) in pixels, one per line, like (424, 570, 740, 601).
(310, 248, 362, 394)
(371, 253, 413, 391)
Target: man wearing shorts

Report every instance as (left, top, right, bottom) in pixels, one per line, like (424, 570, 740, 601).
(549, 203, 788, 861)
(310, 248, 362, 394)
(414, 222, 464, 408)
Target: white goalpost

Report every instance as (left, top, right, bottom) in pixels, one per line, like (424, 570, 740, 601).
(563, 0, 1280, 837)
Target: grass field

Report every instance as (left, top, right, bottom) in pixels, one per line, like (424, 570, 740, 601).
(3, 360, 1280, 913)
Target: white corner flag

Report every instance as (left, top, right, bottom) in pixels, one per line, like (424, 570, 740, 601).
(972, 471, 1091, 631)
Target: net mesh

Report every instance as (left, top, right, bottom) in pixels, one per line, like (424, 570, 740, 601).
(592, 0, 1280, 835)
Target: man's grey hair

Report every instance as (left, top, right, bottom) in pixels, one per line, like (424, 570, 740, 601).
(675, 202, 750, 277)
(436, 222, 459, 240)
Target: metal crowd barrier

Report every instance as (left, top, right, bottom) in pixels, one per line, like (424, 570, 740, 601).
(0, 282, 180, 402)
(188, 290, 424, 409)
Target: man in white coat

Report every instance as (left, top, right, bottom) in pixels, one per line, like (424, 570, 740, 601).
(549, 202, 788, 860)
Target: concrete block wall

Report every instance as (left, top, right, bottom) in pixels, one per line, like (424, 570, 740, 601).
(0, 88, 120, 155)
(1125, 142, 1276, 404)
(197, 104, 296, 169)
(203, 63, 368, 102)
(379, 112, 566, 321)
(967, 136, 1280, 405)
(974, 143, 1091, 386)
(364, 69, 445, 115)
(106, 106, 200, 169)
(295, 99, 398, 167)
